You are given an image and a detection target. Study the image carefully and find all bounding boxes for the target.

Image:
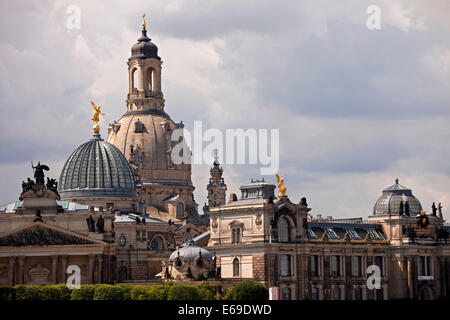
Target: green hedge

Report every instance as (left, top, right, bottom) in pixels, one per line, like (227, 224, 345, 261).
(14, 285, 43, 300)
(197, 282, 215, 300)
(0, 282, 244, 300)
(70, 285, 96, 300)
(167, 284, 201, 300)
(0, 286, 15, 300)
(231, 279, 268, 300)
(40, 284, 72, 300)
(93, 284, 124, 300)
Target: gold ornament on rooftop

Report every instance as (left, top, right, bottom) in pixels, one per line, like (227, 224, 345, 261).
(90, 101, 105, 132)
(276, 173, 287, 198)
(142, 12, 147, 29)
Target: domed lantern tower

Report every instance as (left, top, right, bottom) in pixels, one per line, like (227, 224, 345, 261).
(107, 15, 205, 226)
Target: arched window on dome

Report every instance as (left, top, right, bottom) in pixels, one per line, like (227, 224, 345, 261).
(176, 202, 185, 219)
(278, 217, 290, 242)
(146, 67, 154, 91)
(150, 235, 165, 252)
(130, 67, 138, 92)
(233, 257, 240, 277)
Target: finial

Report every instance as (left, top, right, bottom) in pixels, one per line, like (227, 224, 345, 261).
(395, 178, 399, 184)
(142, 12, 147, 29)
(90, 101, 105, 133)
(212, 148, 219, 163)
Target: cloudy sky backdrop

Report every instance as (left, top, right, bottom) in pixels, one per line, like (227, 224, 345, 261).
(0, 0, 449, 218)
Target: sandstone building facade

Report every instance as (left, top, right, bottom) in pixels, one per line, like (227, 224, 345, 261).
(207, 177, 450, 300)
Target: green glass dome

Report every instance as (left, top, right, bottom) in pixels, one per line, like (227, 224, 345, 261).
(58, 132, 137, 200)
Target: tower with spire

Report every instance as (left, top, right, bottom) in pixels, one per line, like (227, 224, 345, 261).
(206, 149, 227, 209)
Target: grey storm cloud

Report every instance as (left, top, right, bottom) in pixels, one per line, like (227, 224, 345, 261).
(0, 0, 449, 219)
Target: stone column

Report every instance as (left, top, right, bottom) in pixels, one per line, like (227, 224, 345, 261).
(97, 255, 103, 284)
(17, 256, 25, 284)
(60, 255, 68, 284)
(339, 284, 345, 300)
(137, 66, 144, 91)
(362, 285, 368, 300)
(382, 284, 389, 300)
(51, 255, 59, 284)
(407, 257, 415, 300)
(88, 254, 95, 284)
(8, 256, 16, 286)
(320, 254, 324, 280)
(318, 284, 324, 300)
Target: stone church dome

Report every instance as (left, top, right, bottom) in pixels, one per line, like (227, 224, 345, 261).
(372, 179, 422, 216)
(130, 28, 160, 61)
(58, 132, 138, 200)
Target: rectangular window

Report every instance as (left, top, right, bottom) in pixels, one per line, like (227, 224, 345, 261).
(311, 287, 318, 300)
(232, 228, 241, 244)
(352, 256, 361, 277)
(332, 287, 340, 300)
(310, 255, 319, 277)
(331, 255, 340, 277)
(280, 255, 291, 276)
(354, 287, 362, 300)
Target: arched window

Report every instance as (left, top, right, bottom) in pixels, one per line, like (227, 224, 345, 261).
(176, 203, 185, 219)
(146, 68, 153, 91)
(278, 217, 290, 242)
(150, 236, 164, 251)
(131, 68, 138, 91)
(233, 258, 240, 277)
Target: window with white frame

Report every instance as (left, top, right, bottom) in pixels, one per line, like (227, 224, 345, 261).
(280, 255, 291, 276)
(352, 256, 362, 277)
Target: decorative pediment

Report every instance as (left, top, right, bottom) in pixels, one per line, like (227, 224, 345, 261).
(0, 222, 103, 247)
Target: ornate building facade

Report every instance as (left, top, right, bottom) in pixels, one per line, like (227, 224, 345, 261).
(207, 178, 450, 300)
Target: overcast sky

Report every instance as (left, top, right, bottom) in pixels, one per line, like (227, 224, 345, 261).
(0, 0, 449, 219)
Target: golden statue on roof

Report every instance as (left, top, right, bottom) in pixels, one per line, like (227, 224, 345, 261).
(142, 12, 147, 28)
(90, 101, 105, 132)
(276, 173, 287, 198)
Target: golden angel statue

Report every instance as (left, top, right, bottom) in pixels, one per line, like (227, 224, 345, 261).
(90, 101, 105, 131)
(276, 173, 287, 197)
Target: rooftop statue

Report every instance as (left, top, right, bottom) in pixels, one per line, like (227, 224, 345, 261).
(90, 101, 105, 132)
(276, 173, 287, 198)
(31, 161, 49, 185)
